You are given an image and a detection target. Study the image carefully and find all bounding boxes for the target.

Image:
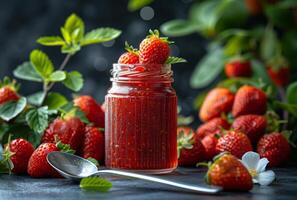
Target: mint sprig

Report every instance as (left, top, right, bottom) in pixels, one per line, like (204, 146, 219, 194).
(165, 56, 187, 64)
(80, 177, 112, 192)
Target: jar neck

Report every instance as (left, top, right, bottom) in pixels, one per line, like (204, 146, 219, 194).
(111, 64, 173, 83)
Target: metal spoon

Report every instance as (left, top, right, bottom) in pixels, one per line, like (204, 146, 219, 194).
(47, 152, 221, 194)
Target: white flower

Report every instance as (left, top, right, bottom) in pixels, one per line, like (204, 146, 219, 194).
(241, 151, 275, 186)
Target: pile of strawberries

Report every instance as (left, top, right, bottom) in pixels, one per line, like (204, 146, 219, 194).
(178, 85, 290, 167)
(1, 92, 105, 177)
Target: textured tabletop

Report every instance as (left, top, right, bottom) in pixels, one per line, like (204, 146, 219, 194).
(0, 166, 297, 200)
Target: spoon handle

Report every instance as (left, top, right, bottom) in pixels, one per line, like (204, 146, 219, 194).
(94, 169, 221, 194)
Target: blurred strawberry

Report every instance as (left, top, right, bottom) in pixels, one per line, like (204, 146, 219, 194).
(196, 118, 230, 140)
(245, 0, 262, 15)
(206, 153, 253, 191)
(216, 130, 253, 158)
(225, 60, 252, 78)
(201, 134, 219, 160)
(267, 66, 290, 87)
(199, 88, 234, 122)
(42, 116, 85, 153)
(0, 77, 20, 105)
(257, 132, 290, 167)
(232, 85, 267, 117)
(231, 115, 267, 145)
(74, 95, 105, 128)
(118, 42, 139, 64)
(81, 126, 104, 162)
(178, 129, 205, 166)
(139, 29, 170, 64)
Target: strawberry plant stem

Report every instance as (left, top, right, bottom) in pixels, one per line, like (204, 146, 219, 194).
(278, 86, 288, 130)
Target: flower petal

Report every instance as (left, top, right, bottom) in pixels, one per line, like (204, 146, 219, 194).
(241, 151, 260, 170)
(252, 178, 259, 184)
(256, 158, 269, 173)
(257, 170, 275, 186)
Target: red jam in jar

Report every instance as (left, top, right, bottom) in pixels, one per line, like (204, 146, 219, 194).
(105, 64, 177, 174)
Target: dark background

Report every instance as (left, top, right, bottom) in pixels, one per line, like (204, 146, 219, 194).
(0, 0, 207, 126)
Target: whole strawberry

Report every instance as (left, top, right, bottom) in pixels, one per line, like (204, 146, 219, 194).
(206, 153, 253, 191)
(139, 29, 170, 64)
(8, 138, 34, 174)
(199, 88, 234, 122)
(118, 42, 139, 64)
(257, 133, 289, 167)
(216, 131, 253, 158)
(178, 129, 205, 166)
(42, 116, 85, 152)
(74, 95, 105, 128)
(81, 126, 104, 162)
(201, 134, 219, 160)
(225, 60, 252, 78)
(27, 143, 60, 178)
(231, 115, 267, 145)
(0, 77, 20, 105)
(267, 66, 290, 87)
(232, 85, 267, 117)
(196, 118, 230, 140)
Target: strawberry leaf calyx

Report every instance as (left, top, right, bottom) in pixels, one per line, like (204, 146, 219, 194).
(0, 135, 15, 174)
(147, 29, 174, 44)
(165, 56, 187, 64)
(124, 41, 139, 55)
(0, 77, 20, 92)
(55, 136, 75, 154)
(177, 130, 194, 158)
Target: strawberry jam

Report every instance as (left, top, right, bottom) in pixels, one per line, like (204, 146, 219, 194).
(105, 64, 177, 174)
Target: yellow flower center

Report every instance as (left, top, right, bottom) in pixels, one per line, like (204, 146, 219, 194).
(249, 169, 258, 177)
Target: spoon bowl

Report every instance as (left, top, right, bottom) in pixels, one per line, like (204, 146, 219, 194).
(47, 152, 222, 194)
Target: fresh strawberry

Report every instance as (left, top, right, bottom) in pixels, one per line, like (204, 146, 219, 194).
(199, 88, 234, 122)
(201, 134, 219, 160)
(42, 116, 85, 152)
(118, 42, 139, 64)
(74, 95, 105, 128)
(8, 138, 34, 174)
(0, 77, 20, 105)
(27, 143, 60, 178)
(206, 153, 253, 191)
(81, 126, 104, 162)
(225, 60, 252, 78)
(216, 130, 253, 158)
(231, 115, 267, 145)
(178, 129, 205, 166)
(139, 29, 170, 64)
(267, 66, 290, 87)
(196, 118, 230, 140)
(232, 85, 267, 117)
(245, 0, 262, 15)
(257, 133, 290, 167)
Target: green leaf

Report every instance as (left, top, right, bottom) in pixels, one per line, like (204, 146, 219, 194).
(160, 19, 199, 37)
(64, 13, 85, 43)
(265, 4, 295, 29)
(25, 106, 49, 134)
(62, 71, 83, 92)
(13, 62, 43, 82)
(48, 71, 66, 82)
(37, 36, 65, 46)
(30, 50, 54, 80)
(27, 91, 46, 106)
(251, 60, 272, 85)
(165, 56, 187, 64)
(190, 45, 225, 88)
(275, 101, 297, 117)
(287, 82, 297, 105)
(75, 107, 90, 124)
(61, 44, 81, 54)
(193, 92, 207, 110)
(44, 92, 68, 110)
(0, 97, 27, 121)
(80, 177, 112, 192)
(80, 28, 121, 46)
(127, 0, 154, 11)
(60, 27, 72, 44)
(260, 26, 279, 62)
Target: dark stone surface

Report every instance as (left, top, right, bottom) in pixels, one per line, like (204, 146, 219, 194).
(1, 166, 297, 200)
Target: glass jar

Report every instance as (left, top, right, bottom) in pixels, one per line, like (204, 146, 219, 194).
(105, 64, 177, 174)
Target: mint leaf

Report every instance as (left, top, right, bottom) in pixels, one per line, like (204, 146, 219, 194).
(80, 177, 112, 192)
(0, 97, 27, 121)
(128, 0, 154, 11)
(25, 106, 49, 134)
(44, 92, 68, 110)
(13, 62, 43, 82)
(165, 56, 187, 64)
(37, 36, 65, 46)
(30, 50, 54, 80)
(64, 13, 85, 43)
(62, 71, 83, 92)
(48, 71, 66, 82)
(161, 19, 198, 37)
(61, 44, 81, 54)
(81, 28, 121, 46)
(27, 91, 46, 106)
(60, 27, 72, 44)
